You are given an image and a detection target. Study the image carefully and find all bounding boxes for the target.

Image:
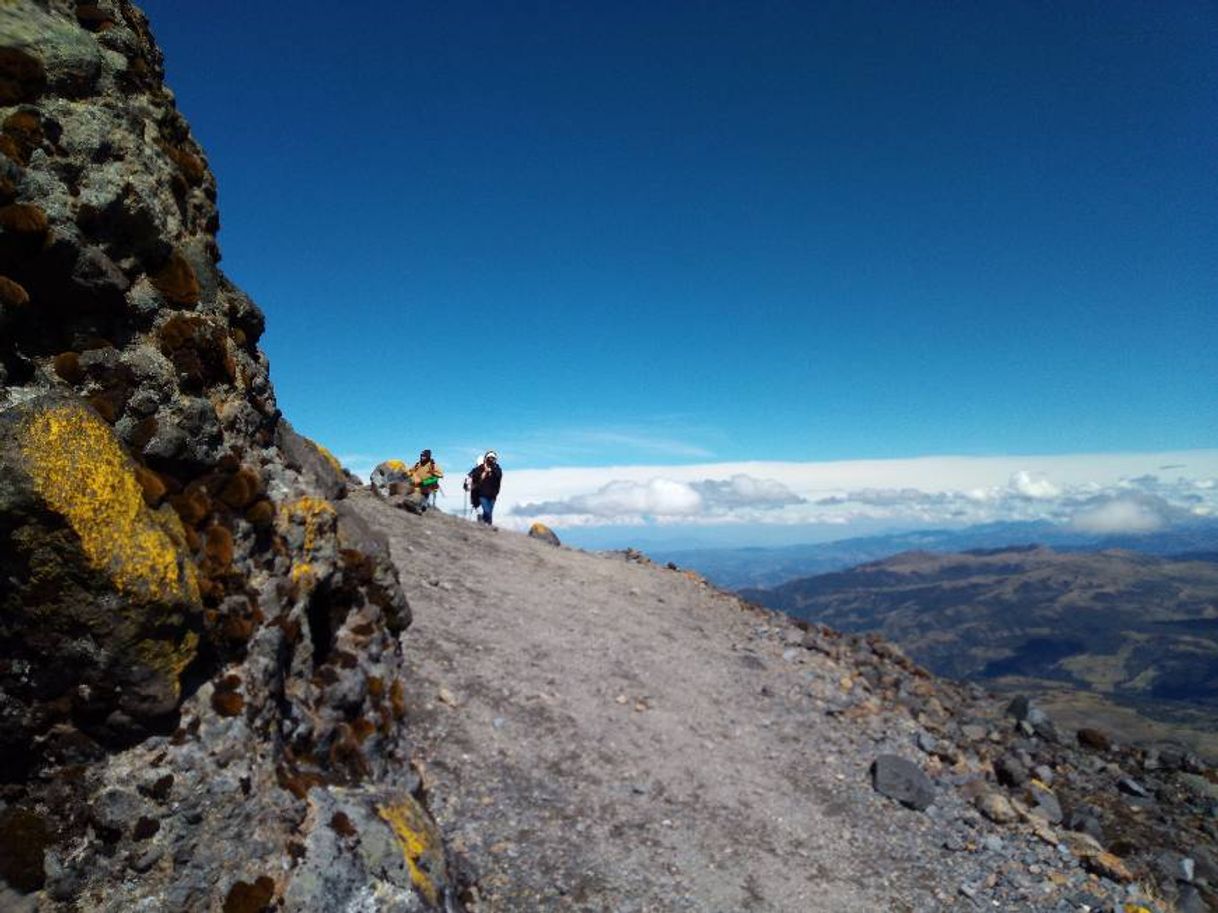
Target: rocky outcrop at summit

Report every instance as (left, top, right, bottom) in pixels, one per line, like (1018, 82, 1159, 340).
(0, 4, 456, 909)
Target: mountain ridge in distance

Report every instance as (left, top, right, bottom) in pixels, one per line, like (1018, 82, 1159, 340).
(740, 544, 1218, 758)
(653, 519, 1218, 590)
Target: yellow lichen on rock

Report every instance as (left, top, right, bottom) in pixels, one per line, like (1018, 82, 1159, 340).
(278, 496, 336, 555)
(385, 459, 407, 472)
(19, 403, 200, 605)
(136, 631, 200, 697)
(376, 796, 445, 906)
(290, 562, 316, 597)
(314, 441, 344, 475)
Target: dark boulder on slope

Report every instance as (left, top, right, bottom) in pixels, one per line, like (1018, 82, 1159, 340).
(0, 4, 455, 908)
(870, 754, 936, 810)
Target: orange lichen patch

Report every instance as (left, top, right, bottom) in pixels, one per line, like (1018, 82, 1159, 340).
(219, 466, 262, 509)
(75, 4, 117, 32)
(389, 679, 406, 720)
(86, 391, 120, 423)
(204, 525, 234, 568)
(0, 202, 49, 235)
(220, 612, 256, 644)
(134, 466, 167, 506)
(352, 717, 376, 742)
(3, 109, 41, 140)
(377, 795, 445, 905)
(222, 876, 275, 913)
(276, 765, 324, 801)
(366, 676, 385, 700)
(159, 314, 232, 389)
(0, 47, 46, 106)
(52, 351, 84, 384)
(1, 109, 42, 163)
(168, 485, 210, 527)
(166, 144, 206, 185)
(0, 807, 49, 892)
(211, 689, 244, 717)
(329, 811, 357, 838)
(328, 723, 368, 777)
(245, 499, 275, 528)
(0, 275, 29, 307)
(150, 250, 200, 306)
(19, 403, 200, 606)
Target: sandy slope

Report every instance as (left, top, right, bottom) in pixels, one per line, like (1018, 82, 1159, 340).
(350, 491, 1001, 912)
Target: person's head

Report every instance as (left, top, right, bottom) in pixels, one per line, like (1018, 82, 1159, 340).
(484, 450, 498, 465)
(420, 449, 431, 462)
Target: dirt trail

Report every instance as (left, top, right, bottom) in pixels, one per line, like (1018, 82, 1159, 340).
(351, 491, 976, 912)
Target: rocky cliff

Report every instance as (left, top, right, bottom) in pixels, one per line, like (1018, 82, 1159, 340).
(0, 3, 458, 909)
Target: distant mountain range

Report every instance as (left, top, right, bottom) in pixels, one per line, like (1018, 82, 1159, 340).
(741, 546, 1218, 739)
(654, 520, 1218, 590)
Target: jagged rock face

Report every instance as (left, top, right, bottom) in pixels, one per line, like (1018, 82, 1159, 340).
(0, 3, 452, 909)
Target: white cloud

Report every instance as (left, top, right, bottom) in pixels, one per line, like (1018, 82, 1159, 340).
(424, 449, 1218, 536)
(1008, 470, 1060, 500)
(517, 478, 703, 518)
(1069, 495, 1170, 534)
(514, 473, 803, 519)
(690, 475, 805, 509)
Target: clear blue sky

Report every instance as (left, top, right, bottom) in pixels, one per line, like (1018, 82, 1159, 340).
(141, 1, 1217, 472)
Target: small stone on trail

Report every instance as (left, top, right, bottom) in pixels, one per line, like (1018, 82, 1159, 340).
(438, 687, 458, 706)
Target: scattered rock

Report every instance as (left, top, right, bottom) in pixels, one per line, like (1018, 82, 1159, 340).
(976, 790, 1018, 824)
(871, 754, 935, 811)
(1117, 777, 1151, 798)
(995, 753, 1029, 788)
(1082, 851, 1134, 883)
(1077, 728, 1112, 752)
(528, 522, 561, 546)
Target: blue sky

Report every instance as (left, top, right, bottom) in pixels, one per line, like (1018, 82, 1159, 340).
(140, 2, 1217, 544)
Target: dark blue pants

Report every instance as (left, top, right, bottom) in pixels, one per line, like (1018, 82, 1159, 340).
(478, 495, 496, 524)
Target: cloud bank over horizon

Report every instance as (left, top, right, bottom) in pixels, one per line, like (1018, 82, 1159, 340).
(442, 450, 1218, 540)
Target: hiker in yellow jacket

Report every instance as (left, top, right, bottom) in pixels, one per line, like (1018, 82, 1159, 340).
(409, 449, 443, 504)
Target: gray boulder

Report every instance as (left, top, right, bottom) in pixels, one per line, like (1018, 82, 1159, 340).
(871, 754, 935, 811)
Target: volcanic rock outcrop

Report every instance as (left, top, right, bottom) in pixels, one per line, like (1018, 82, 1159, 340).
(0, 3, 456, 909)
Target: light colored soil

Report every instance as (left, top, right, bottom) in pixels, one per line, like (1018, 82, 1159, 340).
(351, 491, 985, 912)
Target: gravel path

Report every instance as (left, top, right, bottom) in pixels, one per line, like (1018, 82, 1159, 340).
(349, 491, 1104, 912)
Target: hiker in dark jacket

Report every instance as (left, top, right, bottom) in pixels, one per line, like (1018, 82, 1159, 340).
(466, 450, 502, 525)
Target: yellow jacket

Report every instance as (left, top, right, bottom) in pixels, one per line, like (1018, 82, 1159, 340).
(409, 460, 443, 487)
